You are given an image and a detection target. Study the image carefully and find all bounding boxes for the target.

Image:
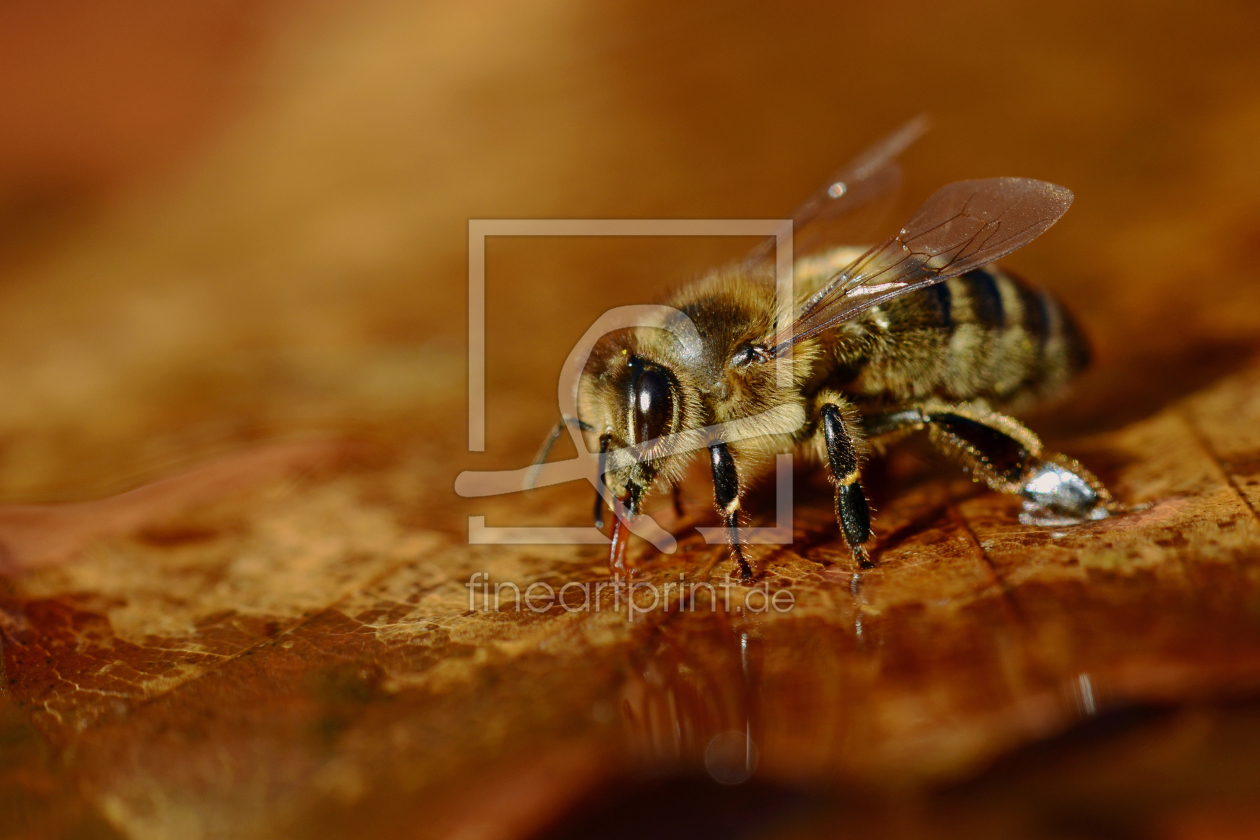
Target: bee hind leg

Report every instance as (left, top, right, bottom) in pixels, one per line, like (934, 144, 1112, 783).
(910, 403, 1123, 526)
(818, 400, 874, 569)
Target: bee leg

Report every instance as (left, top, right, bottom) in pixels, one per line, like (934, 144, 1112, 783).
(671, 484, 685, 519)
(593, 433, 611, 529)
(819, 402, 874, 569)
(708, 441, 753, 582)
(918, 403, 1121, 525)
(860, 408, 927, 440)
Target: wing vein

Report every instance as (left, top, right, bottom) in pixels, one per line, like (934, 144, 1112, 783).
(769, 177, 1073, 355)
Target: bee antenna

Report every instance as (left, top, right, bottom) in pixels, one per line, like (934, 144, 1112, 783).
(526, 415, 594, 490)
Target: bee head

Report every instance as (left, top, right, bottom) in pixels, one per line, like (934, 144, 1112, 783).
(578, 340, 696, 504)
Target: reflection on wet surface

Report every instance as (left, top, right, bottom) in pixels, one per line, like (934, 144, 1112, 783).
(620, 615, 759, 784)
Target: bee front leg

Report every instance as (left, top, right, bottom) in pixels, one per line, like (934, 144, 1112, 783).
(708, 441, 753, 582)
(818, 401, 874, 569)
(593, 432, 611, 529)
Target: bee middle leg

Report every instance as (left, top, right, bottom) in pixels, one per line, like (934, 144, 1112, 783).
(861, 403, 1120, 526)
(814, 397, 874, 569)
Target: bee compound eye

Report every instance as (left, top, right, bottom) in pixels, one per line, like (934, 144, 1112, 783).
(632, 368, 674, 445)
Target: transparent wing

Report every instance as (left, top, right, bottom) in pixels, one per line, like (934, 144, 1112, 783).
(743, 115, 929, 269)
(768, 177, 1074, 354)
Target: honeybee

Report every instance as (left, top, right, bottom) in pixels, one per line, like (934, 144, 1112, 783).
(537, 119, 1126, 581)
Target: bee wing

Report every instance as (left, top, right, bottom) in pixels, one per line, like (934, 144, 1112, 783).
(743, 115, 929, 268)
(768, 177, 1073, 354)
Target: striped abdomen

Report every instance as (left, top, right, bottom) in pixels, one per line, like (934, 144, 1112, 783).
(826, 265, 1091, 410)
